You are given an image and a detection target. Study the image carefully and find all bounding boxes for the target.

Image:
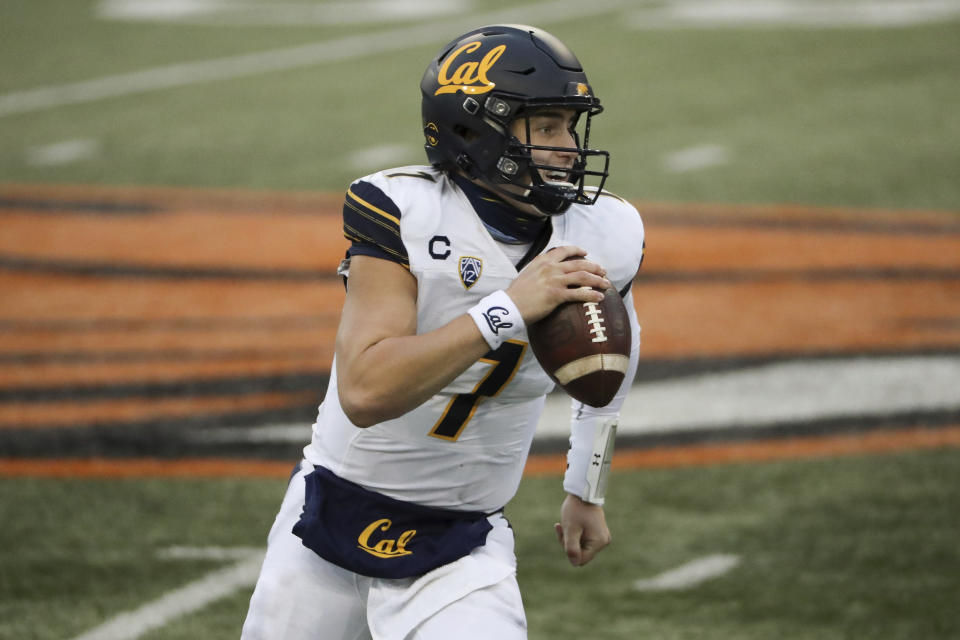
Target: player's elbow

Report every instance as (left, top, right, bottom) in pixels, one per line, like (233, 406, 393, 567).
(338, 390, 378, 428)
(338, 385, 397, 428)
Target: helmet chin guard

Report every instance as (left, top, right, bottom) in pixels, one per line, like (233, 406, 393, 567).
(492, 121, 610, 215)
(420, 25, 610, 215)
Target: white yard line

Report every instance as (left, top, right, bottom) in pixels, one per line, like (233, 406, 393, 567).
(157, 546, 265, 561)
(627, 0, 960, 29)
(192, 422, 312, 444)
(538, 354, 960, 438)
(662, 144, 729, 173)
(191, 354, 960, 444)
(97, 0, 474, 26)
(348, 144, 418, 171)
(26, 138, 100, 166)
(634, 554, 741, 591)
(0, 0, 633, 118)
(69, 547, 265, 640)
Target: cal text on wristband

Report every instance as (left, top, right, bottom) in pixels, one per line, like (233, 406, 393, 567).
(467, 289, 526, 350)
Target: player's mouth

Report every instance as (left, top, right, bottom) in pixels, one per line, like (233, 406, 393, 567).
(544, 169, 573, 185)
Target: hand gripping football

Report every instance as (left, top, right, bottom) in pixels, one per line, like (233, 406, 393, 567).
(528, 286, 632, 407)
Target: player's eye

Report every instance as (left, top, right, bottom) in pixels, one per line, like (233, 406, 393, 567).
(538, 121, 566, 135)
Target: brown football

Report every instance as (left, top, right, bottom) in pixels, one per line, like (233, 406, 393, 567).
(528, 286, 632, 407)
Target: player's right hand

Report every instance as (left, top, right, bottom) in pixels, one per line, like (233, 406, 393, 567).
(506, 245, 610, 324)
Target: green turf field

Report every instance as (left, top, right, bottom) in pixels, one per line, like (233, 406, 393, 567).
(2, 0, 959, 209)
(2, 1, 959, 638)
(3, 450, 959, 640)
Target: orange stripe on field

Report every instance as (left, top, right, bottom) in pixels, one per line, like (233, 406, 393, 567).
(523, 425, 960, 475)
(0, 457, 295, 478)
(0, 390, 319, 429)
(2, 425, 959, 478)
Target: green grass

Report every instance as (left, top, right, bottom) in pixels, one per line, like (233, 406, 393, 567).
(0, 476, 285, 640)
(3, 448, 959, 639)
(1, 5, 959, 639)
(1, 2, 959, 209)
(518, 449, 960, 639)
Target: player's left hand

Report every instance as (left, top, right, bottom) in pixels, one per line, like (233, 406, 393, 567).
(554, 493, 611, 567)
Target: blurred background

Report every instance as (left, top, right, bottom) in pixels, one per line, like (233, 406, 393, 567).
(1, 1, 959, 638)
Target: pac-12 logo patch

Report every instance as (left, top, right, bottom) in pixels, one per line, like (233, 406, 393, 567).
(459, 256, 483, 289)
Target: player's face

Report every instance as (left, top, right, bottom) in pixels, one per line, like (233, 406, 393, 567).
(510, 108, 580, 184)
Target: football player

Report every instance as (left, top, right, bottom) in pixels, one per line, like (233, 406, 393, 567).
(242, 24, 645, 640)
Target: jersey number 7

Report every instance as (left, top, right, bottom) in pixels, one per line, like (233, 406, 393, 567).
(428, 340, 527, 441)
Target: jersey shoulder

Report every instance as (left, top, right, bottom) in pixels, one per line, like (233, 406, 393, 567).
(351, 165, 445, 201)
(341, 165, 445, 267)
(576, 188, 645, 245)
(562, 189, 645, 286)
(587, 188, 643, 224)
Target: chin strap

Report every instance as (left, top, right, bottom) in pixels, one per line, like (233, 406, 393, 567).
(526, 184, 573, 215)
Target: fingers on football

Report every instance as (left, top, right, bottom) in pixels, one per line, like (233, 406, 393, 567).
(547, 245, 588, 262)
(555, 255, 609, 298)
(561, 276, 610, 301)
(559, 256, 606, 278)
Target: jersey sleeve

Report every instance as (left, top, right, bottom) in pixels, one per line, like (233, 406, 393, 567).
(342, 179, 409, 269)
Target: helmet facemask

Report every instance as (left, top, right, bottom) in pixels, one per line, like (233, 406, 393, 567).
(489, 103, 609, 215)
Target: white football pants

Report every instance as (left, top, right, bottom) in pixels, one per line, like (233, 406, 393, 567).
(241, 462, 527, 640)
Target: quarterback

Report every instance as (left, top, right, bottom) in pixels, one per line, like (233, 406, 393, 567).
(243, 24, 645, 640)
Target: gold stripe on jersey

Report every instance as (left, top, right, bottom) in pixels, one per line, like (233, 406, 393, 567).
(385, 170, 436, 181)
(342, 180, 409, 267)
(583, 186, 628, 204)
(345, 198, 402, 239)
(343, 222, 411, 269)
(347, 187, 401, 227)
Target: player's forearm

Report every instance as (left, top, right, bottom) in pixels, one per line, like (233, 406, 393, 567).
(336, 314, 490, 427)
(563, 292, 640, 503)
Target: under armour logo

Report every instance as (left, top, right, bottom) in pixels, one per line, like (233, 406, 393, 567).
(482, 306, 514, 335)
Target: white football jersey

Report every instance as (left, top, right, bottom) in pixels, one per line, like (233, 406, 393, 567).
(304, 166, 645, 513)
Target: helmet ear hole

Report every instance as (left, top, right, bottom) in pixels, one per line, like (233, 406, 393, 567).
(453, 125, 479, 144)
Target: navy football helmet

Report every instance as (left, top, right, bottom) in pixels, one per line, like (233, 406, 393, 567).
(420, 24, 609, 215)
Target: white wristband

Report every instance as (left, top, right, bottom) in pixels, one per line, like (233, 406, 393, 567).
(467, 290, 526, 350)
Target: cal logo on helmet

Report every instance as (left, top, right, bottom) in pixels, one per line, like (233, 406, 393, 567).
(435, 42, 506, 96)
(459, 256, 483, 289)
